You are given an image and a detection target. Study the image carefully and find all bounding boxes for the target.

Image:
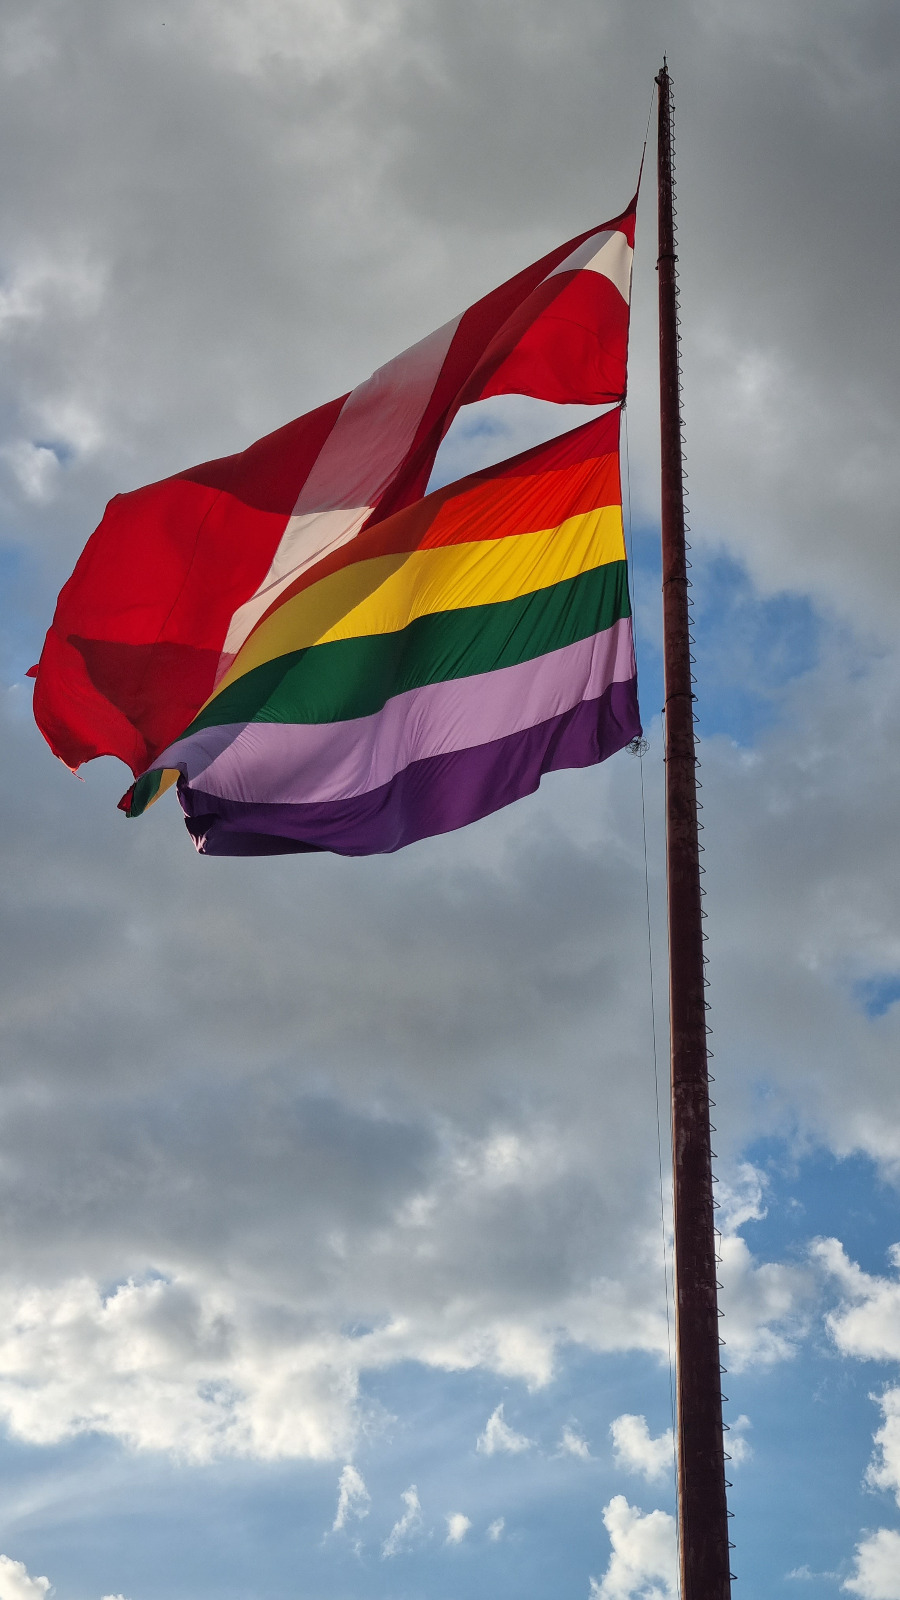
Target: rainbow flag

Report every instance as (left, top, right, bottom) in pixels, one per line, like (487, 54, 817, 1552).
(125, 407, 640, 856)
(30, 202, 636, 782)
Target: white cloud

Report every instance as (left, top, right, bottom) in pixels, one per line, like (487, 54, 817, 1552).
(816, 1240, 900, 1365)
(0, 250, 104, 336)
(33, 394, 103, 457)
(844, 1528, 900, 1600)
(557, 1424, 592, 1460)
(487, 1518, 505, 1541)
(868, 1391, 900, 1507)
(717, 1231, 812, 1371)
(445, 1513, 471, 1545)
(0, 1554, 129, 1600)
(382, 1485, 423, 1558)
(727, 1415, 753, 1468)
(717, 1164, 768, 1234)
(610, 1415, 673, 1485)
(589, 1496, 677, 1600)
(813, 1243, 900, 1570)
(0, 1272, 359, 1462)
(1, 440, 61, 502)
(476, 1404, 533, 1456)
(0, 1555, 50, 1600)
(332, 1463, 370, 1532)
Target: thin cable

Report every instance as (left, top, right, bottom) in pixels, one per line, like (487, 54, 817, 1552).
(631, 85, 657, 210)
(623, 404, 678, 1460)
(640, 748, 678, 1459)
(643, 82, 656, 153)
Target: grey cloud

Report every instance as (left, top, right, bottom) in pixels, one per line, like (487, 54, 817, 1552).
(0, 0, 899, 1469)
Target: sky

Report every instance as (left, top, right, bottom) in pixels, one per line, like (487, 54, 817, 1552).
(1, 1, 899, 1597)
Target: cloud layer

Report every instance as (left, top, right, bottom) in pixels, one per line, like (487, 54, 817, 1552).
(2, 0, 900, 1591)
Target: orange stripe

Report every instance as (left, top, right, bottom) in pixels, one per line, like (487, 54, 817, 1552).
(251, 451, 620, 631)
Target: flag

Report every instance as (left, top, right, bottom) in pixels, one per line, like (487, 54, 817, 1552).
(125, 408, 640, 856)
(30, 200, 636, 781)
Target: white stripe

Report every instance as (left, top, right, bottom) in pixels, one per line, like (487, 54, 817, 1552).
(222, 314, 461, 660)
(549, 229, 634, 304)
(220, 506, 371, 666)
(294, 316, 461, 514)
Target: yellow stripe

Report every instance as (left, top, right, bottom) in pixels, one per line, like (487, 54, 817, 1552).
(217, 504, 625, 694)
(143, 768, 179, 809)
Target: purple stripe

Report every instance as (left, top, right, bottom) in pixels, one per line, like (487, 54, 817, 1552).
(163, 618, 636, 806)
(179, 678, 641, 857)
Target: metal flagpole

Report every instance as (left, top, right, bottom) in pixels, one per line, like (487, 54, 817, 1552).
(656, 60, 733, 1600)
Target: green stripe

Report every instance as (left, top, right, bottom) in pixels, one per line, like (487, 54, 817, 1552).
(127, 765, 163, 817)
(184, 560, 630, 737)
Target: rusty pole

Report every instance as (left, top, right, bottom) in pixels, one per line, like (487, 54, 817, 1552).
(656, 60, 733, 1600)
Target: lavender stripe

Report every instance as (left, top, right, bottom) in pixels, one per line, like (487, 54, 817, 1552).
(179, 677, 641, 857)
(163, 617, 636, 807)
